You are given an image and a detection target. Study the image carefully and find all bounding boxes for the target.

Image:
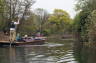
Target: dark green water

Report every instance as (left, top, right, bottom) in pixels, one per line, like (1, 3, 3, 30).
(0, 39, 79, 63)
(74, 44, 96, 63)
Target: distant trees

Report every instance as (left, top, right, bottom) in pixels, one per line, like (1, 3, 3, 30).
(5, 0, 35, 20)
(0, 0, 35, 31)
(20, 8, 72, 35)
(0, 0, 72, 36)
(18, 12, 37, 34)
(48, 9, 72, 34)
(34, 8, 49, 33)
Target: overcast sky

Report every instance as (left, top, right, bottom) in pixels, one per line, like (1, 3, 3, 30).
(32, 0, 76, 18)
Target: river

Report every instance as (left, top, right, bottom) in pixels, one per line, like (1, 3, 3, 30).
(0, 38, 79, 63)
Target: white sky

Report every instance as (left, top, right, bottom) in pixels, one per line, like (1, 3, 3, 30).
(32, 0, 76, 18)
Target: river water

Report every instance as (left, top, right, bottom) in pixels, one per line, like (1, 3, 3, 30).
(0, 39, 79, 63)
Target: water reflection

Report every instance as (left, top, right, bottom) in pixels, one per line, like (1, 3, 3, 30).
(74, 45, 96, 63)
(0, 47, 10, 63)
(0, 39, 78, 63)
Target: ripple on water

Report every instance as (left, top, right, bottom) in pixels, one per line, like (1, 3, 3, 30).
(61, 55, 74, 60)
(46, 43, 64, 47)
(28, 56, 57, 63)
(35, 55, 45, 58)
(67, 61, 78, 63)
(56, 49, 77, 63)
(16, 43, 64, 47)
(57, 58, 76, 63)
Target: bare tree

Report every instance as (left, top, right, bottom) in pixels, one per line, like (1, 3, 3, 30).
(5, 0, 35, 20)
(3, 0, 35, 32)
(34, 8, 49, 33)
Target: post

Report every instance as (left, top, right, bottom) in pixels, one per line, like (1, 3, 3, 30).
(40, 16, 42, 34)
(10, 0, 12, 21)
(10, 0, 12, 46)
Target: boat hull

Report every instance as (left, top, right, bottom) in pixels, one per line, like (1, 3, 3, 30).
(0, 40, 45, 46)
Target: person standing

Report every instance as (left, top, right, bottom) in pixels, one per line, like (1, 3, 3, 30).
(10, 18, 20, 42)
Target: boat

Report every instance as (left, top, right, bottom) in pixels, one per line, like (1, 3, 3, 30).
(0, 31, 47, 46)
(0, 39, 45, 46)
(0, 32, 46, 46)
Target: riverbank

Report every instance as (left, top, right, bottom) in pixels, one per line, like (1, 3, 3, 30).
(47, 34, 75, 43)
(84, 42, 96, 48)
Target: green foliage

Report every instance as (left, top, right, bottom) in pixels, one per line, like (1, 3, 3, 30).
(48, 9, 72, 34)
(0, 0, 5, 13)
(0, 0, 8, 31)
(42, 29, 51, 36)
(86, 10, 96, 42)
(74, 0, 96, 42)
(0, 1, 72, 36)
(76, 0, 96, 11)
(34, 8, 49, 33)
(73, 14, 80, 32)
(48, 9, 71, 24)
(18, 14, 37, 35)
(73, 11, 90, 41)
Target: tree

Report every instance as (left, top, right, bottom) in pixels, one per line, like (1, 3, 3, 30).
(0, 0, 8, 30)
(0, 0, 36, 32)
(18, 12, 37, 35)
(6, 0, 36, 32)
(86, 10, 96, 43)
(48, 9, 72, 34)
(73, 11, 90, 42)
(75, 0, 96, 11)
(34, 8, 49, 33)
(5, 0, 35, 20)
(74, 0, 96, 43)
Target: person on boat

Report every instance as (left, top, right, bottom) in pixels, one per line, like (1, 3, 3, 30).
(23, 35, 28, 38)
(10, 18, 20, 42)
(36, 32, 41, 37)
(3, 28, 8, 35)
(35, 32, 44, 40)
(22, 34, 28, 41)
(16, 33, 21, 41)
(22, 35, 34, 42)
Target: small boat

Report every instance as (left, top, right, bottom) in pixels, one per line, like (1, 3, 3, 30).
(0, 39, 45, 46)
(0, 32, 47, 46)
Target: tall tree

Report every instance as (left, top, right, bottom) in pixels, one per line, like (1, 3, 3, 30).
(0, 0, 8, 30)
(74, 0, 96, 43)
(87, 10, 96, 43)
(76, 0, 96, 11)
(0, 0, 36, 31)
(5, 0, 35, 20)
(48, 9, 72, 33)
(34, 8, 49, 33)
(6, 0, 36, 32)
